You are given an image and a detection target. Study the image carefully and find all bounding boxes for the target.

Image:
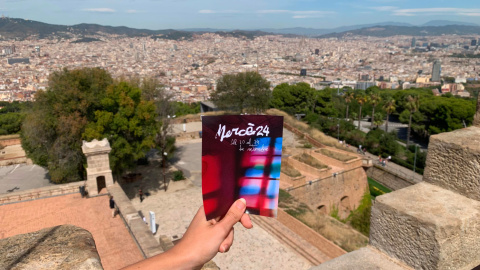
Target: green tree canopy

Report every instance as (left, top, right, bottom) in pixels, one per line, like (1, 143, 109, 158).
(212, 71, 271, 113)
(83, 81, 157, 175)
(21, 68, 157, 183)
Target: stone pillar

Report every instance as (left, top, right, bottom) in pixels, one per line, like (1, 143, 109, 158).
(81, 139, 114, 197)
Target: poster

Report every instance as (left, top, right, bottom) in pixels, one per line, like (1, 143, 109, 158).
(202, 115, 284, 220)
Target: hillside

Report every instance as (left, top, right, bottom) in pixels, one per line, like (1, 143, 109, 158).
(0, 17, 282, 40)
(317, 25, 480, 38)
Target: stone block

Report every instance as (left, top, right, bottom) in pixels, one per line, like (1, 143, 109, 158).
(0, 225, 103, 270)
(370, 182, 480, 270)
(309, 246, 411, 270)
(423, 126, 480, 201)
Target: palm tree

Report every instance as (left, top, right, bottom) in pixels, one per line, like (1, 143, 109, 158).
(370, 93, 382, 129)
(343, 91, 354, 121)
(383, 98, 396, 133)
(405, 95, 420, 146)
(356, 94, 368, 130)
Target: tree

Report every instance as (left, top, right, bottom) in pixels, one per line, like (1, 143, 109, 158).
(271, 82, 315, 115)
(343, 91, 355, 120)
(211, 71, 271, 113)
(22, 68, 113, 183)
(22, 68, 157, 183)
(405, 95, 420, 146)
(383, 98, 396, 133)
(83, 81, 157, 176)
(369, 93, 381, 128)
(356, 94, 368, 130)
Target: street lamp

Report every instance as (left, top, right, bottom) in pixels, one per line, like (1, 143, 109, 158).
(412, 144, 418, 180)
(163, 151, 168, 191)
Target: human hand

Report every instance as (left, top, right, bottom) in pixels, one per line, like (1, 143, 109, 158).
(172, 198, 253, 269)
(122, 198, 252, 270)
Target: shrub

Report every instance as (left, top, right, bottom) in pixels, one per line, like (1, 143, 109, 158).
(293, 153, 328, 169)
(281, 162, 302, 177)
(319, 149, 356, 162)
(172, 170, 185, 181)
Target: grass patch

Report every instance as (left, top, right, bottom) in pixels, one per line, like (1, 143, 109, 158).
(319, 149, 356, 162)
(172, 170, 186, 181)
(368, 177, 392, 197)
(281, 162, 301, 177)
(279, 188, 368, 251)
(293, 153, 328, 169)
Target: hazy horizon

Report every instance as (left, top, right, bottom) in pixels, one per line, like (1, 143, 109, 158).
(1, 0, 479, 30)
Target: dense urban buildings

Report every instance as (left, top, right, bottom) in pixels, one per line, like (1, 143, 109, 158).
(0, 33, 478, 102)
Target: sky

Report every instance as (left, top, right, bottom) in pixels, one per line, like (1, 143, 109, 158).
(1, 0, 480, 30)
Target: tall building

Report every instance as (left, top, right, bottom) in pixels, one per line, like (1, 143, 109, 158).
(411, 37, 416, 48)
(432, 60, 441, 82)
(300, 69, 307, 76)
(315, 49, 320, 55)
(472, 39, 477, 46)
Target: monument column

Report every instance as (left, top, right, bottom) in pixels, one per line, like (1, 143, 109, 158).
(81, 139, 114, 196)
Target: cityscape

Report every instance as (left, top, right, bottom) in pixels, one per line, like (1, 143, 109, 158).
(0, 28, 479, 102)
(0, 0, 480, 269)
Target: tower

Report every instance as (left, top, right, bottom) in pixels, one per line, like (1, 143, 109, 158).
(82, 139, 114, 196)
(411, 37, 416, 48)
(431, 59, 441, 82)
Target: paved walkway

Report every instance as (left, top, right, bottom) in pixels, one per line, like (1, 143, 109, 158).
(125, 138, 313, 269)
(0, 193, 144, 270)
(346, 145, 423, 183)
(129, 180, 312, 270)
(0, 164, 53, 195)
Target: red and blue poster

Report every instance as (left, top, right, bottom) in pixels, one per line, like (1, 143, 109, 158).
(202, 115, 283, 220)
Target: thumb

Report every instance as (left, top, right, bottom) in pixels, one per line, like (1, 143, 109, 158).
(218, 198, 246, 233)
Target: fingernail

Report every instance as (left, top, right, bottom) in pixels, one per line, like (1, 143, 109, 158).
(220, 246, 225, 253)
(236, 198, 246, 210)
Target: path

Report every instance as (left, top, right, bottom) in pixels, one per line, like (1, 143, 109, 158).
(0, 164, 53, 195)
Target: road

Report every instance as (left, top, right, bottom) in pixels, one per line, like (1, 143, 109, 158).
(0, 164, 53, 195)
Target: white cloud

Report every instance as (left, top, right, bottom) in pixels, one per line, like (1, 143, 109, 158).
(458, 13, 480, 17)
(257, 10, 290, 14)
(126, 10, 143, 14)
(370, 6, 398, 11)
(198, 10, 215, 14)
(198, 9, 241, 14)
(83, 8, 116, 13)
(257, 9, 335, 18)
(82, 8, 116, 13)
(392, 8, 480, 16)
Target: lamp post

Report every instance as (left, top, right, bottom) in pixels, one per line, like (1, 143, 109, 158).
(163, 151, 168, 191)
(412, 144, 418, 180)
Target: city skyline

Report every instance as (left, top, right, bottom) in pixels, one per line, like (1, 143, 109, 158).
(1, 0, 480, 30)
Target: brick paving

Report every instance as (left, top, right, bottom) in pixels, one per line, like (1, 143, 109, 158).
(0, 193, 144, 270)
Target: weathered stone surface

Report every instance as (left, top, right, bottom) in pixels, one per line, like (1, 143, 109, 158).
(370, 182, 480, 270)
(0, 225, 103, 270)
(309, 246, 411, 270)
(423, 126, 480, 201)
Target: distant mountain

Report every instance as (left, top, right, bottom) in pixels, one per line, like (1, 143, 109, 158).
(421, 20, 478, 27)
(0, 17, 281, 40)
(317, 25, 480, 38)
(1, 17, 479, 40)
(257, 22, 413, 36)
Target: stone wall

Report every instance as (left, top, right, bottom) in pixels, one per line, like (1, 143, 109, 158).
(0, 182, 84, 205)
(311, 126, 480, 270)
(288, 167, 368, 219)
(366, 165, 415, 191)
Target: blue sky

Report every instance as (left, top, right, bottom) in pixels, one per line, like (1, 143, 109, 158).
(1, 0, 479, 30)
